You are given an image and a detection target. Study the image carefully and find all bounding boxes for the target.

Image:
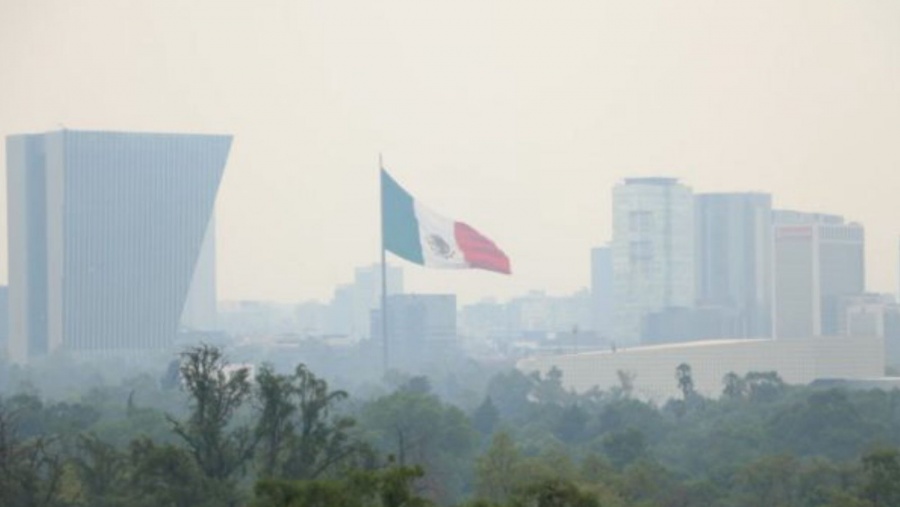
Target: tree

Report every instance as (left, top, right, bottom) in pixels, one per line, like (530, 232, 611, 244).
(770, 389, 869, 460)
(615, 370, 635, 399)
(168, 345, 256, 489)
(676, 363, 695, 400)
(722, 372, 746, 400)
(252, 462, 431, 507)
(399, 376, 432, 396)
(745, 371, 786, 403)
(532, 367, 570, 406)
(731, 454, 800, 507)
(126, 437, 228, 507)
(512, 477, 600, 507)
(71, 434, 128, 507)
(862, 448, 900, 507)
(601, 428, 647, 470)
(619, 459, 676, 506)
(279, 364, 360, 480)
(472, 397, 499, 436)
(0, 397, 66, 507)
(475, 431, 521, 503)
(255, 365, 297, 478)
(553, 404, 589, 444)
(485, 370, 537, 422)
(360, 391, 478, 504)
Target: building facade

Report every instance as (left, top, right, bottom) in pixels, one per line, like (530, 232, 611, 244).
(179, 215, 217, 332)
(694, 193, 773, 338)
(0, 286, 8, 362)
(371, 293, 457, 370)
(352, 264, 403, 341)
(612, 178, 694, 344)
(519, 333, 884, 403)
(773, 211, 865, 339)
(590, 246, 613, 338)
(7, 130, 230, 363)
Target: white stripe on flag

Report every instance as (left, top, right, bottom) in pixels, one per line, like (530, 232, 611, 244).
(414, 201, 468, 269)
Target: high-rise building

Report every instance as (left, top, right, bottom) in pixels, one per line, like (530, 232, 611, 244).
(371, 293, 457, 369)
(321, 264, 403, 340)
(886, 305, 900, 367)
(372, 294, 456, 345)
(695, 193, 773, 337)
(6, 130, 230, 363)
(179, 215, 217, 331)
(0, 286, 8, 362)
(772, 211, 865, 339)
(507, 290, 592, 337)
(833, 293, 894, 338)
(352, 264, 403, 340)
(612, 178, 694, 344)
(590, 246, 613, 337)
(459, 298, 509, 340)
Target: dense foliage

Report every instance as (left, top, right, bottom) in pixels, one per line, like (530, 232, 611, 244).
(2, 345, 900, 506)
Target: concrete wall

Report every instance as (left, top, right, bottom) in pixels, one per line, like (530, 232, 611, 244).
(518, 335, 884, 403)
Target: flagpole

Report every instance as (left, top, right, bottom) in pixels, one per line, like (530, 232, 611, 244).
(379, 153, 389, 377)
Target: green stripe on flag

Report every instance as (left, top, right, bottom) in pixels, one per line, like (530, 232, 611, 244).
(381, 169, 424, 264)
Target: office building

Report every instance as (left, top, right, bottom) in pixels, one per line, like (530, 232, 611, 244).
(459, 298, 510, 341)
(371, 293, 456, 369)
(179, 215, 217, 331)
(372, 293, 456, 345)
(612, 178, 694, 344)
(773, 211, 865, 339)
(0, 286, 7, 361)
(886, 306, 900, 368)
(829, 293, 893, 338)
(590, 246, 613, 337)
(7, 130, 230, 362)
(695, 193, 773, 337)
(352, 264, 403, 340)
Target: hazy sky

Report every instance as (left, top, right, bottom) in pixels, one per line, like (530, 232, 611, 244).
(1, 1, 899, 304)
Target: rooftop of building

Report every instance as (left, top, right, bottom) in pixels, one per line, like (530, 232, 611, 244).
(772, 209, 846, 225)
(623, 177, 680, 186)
(7, 129, 233, 141)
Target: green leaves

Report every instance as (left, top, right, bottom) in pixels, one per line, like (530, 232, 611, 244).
(255, 362, 361, 481)
(168, 344, 255, 483)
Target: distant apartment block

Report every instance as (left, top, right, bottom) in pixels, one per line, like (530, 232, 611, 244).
(371, 293, 457, 369)
(6, 130, 230, 362)
(694, 193, 773, 338)
(459, 298, 510, 340)
(773, 211, 865, 339)
(371, 293, 456, 346)
(612, 178, 694, 344)
(352, 264, 403, 340)
(321, 264, 403, 340)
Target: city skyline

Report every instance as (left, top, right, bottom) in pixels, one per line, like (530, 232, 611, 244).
(1, 1, 898, 304)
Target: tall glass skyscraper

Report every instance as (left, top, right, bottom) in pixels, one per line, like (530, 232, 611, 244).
(694, 193, 773, 338)
(612, 178, 694, 345)
(6, 130, 231, 363)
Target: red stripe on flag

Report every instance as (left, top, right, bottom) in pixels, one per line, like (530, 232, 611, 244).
(454, 222, 511, 274)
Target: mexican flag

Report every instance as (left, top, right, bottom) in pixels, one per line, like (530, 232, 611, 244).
(381, 169, 511, 274)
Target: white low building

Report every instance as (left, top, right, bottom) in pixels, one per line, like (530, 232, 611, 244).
(517, 335, 884, 403)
